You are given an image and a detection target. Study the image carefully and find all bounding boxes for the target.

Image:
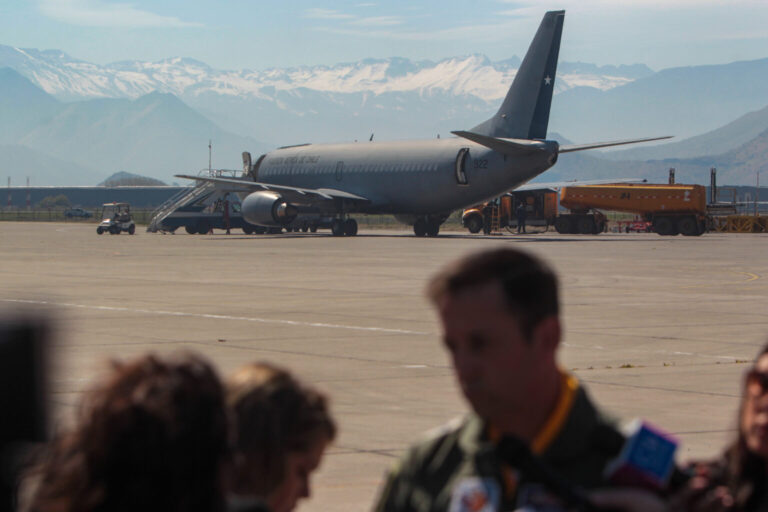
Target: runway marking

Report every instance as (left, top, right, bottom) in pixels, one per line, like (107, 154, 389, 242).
(1, 299, 751, 361)
(562, 342, 747, 362)
(682, 270, 761, 289)
(0, 298, 427, 336)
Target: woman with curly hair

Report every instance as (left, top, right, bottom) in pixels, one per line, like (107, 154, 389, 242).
(226, 362, 336, 512)
(29, 353, 229, 512)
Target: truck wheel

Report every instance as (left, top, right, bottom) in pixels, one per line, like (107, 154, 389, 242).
(242, 225, 254, 235)
(309, 224, 318, 233)
(554, 217, 571, 234)
(97, 226, 104, 235)
(577, 217, 596, 234)
(465, 215, 483, 234)
(331, 219, 345, 236)
(185, 225, 196, 235)
(653, 217, 677, 236)
(678, 216, 700, 236)
(128, 224, 135, 235)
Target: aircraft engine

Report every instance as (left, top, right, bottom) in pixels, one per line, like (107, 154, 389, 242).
(241, 191, 298, 227)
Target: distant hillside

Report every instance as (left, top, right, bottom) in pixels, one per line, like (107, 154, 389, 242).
(549, 58, 768, 142)
(541, 128, 768, 186)
(604, 104, 768, 161)
(0, 68, 59, 143)
(99, 171, 167, 186)
(0, 70, 270, 184)
(0, 144, 104, 186)
(675, 128, 768, 185)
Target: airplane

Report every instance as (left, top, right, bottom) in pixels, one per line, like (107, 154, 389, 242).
(177, 10, 670, 237)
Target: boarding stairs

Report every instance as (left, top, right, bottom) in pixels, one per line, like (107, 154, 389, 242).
(489, 204, 502, 235)
(146, 181, 214, 233)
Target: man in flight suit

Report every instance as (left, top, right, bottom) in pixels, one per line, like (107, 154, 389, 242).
(374, 248, 623, 512)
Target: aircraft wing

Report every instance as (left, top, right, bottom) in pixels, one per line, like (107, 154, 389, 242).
(559, 136, 672, 153)
(452, 131, 673, 155)
(174, 174, 370, 205)
(515, 177, 648, 193)
(451, 131, 551, 156)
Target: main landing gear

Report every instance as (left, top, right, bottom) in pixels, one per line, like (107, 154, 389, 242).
(413, 217, 441, 237)
(331, 217, 358, 237)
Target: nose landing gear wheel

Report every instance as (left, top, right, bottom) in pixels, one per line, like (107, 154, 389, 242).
(413, 219, 427, 237)
(331, 219, 345, 236)
(426, 220, 440, 237)
(344, 219, 358, 236)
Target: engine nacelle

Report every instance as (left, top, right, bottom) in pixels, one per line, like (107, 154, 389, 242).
(241, 191, 298, 227)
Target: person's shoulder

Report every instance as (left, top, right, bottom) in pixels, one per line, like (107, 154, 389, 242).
(391, 415, 475, 477)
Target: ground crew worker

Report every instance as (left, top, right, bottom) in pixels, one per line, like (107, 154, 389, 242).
(516, 200, 527, 234)
(373, 248, 624, 512)
(223, 193, 231, 235)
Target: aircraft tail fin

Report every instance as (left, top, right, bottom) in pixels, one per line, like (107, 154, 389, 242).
(471, 10, 564, 140)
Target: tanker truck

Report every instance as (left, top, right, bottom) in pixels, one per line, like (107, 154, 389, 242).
(556, 183, 708, 236)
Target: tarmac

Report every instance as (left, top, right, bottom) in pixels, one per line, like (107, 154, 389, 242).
(2, 221, 768, 511)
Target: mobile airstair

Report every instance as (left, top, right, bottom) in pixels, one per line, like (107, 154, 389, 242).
(147, 169, 244, 233)
(146, 181, 215, 232)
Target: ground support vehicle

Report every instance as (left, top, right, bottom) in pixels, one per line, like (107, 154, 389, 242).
(96, 203, 135, 235)
(556, 184, 708, 236)
(462, 191, 558, 234)
(64, 207, 93, 219)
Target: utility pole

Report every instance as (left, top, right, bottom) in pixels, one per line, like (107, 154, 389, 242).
(756, 171, 760, 217)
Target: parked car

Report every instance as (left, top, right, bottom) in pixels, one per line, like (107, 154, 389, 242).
(64, 207, 93, 218)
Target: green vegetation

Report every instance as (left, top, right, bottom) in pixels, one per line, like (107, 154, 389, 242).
(37, 194, 71, 210)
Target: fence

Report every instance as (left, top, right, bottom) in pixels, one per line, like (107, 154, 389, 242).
(0, 209, 155, 224)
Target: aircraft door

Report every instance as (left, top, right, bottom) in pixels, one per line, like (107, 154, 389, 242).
(335, 161, 344, 182)
(250, 154, 267, 181)
(455, 148, 469, 185)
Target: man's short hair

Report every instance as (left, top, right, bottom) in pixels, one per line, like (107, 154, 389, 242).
(426, 248, 559, 339)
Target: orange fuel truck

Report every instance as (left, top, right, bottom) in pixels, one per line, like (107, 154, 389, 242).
(556, 183, 708, 236)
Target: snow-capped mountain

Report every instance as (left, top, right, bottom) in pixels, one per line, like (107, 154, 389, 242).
(0, 44, 648, 103)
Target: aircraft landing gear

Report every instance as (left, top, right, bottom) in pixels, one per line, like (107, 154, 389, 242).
(413, 218, 427, 237)
(331, 219, 344, 236)
(344, 218, 358, 236)
(413, 217, 441, 237)
(332, 217, 358, 236)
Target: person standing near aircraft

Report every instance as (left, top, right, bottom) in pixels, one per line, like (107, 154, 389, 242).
(374, 248, 624, 511)
(516, 200, 527, 234)
(223, 193, 231, 235)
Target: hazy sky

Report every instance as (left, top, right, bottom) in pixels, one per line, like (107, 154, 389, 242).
(2, 0, 767, 71)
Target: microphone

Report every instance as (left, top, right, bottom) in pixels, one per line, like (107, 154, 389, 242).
(497, 435, 598, 511)
(602, 419, 678, 491)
